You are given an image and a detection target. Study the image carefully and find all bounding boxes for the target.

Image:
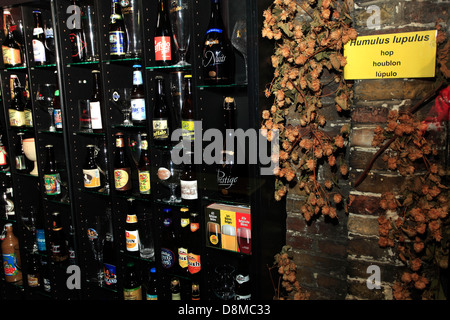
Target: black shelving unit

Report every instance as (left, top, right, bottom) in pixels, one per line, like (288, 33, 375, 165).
(0, 0, 285, 300)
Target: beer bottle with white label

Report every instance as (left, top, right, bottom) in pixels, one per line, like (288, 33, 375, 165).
(234, 255, 251, 300)
(152, 76, 170, 145)
(113, 132, 132, 193)
(125, 198, 140, 256)
(131, 65, 146, 125)
(32, 10, 47, 65)
(83, 145, 102, 191)
(90, 70, 103, 133)
(9, 85, 26, 128)
(180, 153, 197, 207)
(109, 0, 128, 59)
(154, 0, 173, 66)
(201, 0, 234, 84)
(43, 145, 61, 200)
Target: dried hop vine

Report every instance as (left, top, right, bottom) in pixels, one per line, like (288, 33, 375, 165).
(262, 0, 356, 221)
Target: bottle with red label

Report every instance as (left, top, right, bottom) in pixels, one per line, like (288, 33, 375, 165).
(154, 0, 174, 66)
(1, 223, 22, 284)
(2, 10, 23, 68)
(187, 211, 201, 275)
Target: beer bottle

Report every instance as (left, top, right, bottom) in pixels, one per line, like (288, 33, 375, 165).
(138, 133, 151, 195)
(125, 198, 140, 256)
(44, 20, 55, 64)
(69, 0, 86, 63)
(27, 253, 42, 289)
(178, 207, 190, 272)
(154, 0, 173, 66)
(0, 179, 14, 219)
(181, 75, 195, 143)
(15, 132, 27, 173)
(145, 267, 158, 300)
(2, 10, 23, 68)
(43, 145, 61, 199)
(234, 255, 251, 300)
(201, 0, 235, 84)
(187, 212, 201, 275)
(217, 97, 247, 198)
(103, 231, 117, 288)
(90, 70, 103, 133)
(131, 64, 146, 125)
(24, 75, 33, 128)
(32, 10, 47, 65)
(68, 225, 77, 265)
(152, 76, 170, 145)
(83, 145, 102, 191)
(41, 257, 51, 292)
(1, 223, 22, 284)
(109, 0, 128, 59)
(9, 84, 26, 128)
(161, 208, 176, 270)
(170, 277, 181, 300)
(180, 153, 197, 207)
(0, 137, 9, 171)
(191, 282, 200, 300)
(123, 261, 142, 300)
(53, 89, 62, 131)
(50, 212, 68, 262)
(114, 132, 132, 193)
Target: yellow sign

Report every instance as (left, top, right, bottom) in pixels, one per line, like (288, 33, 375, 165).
(344, 30, 437, 80)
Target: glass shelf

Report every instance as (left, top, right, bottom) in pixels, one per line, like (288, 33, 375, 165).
(4, 65, 27, 71)
(66, 60, 100, 67)
(38, 130, 63, 134)
(103, 57, 142, 64)
(197, 83, 248, 89)
(111, 124, 147, 130)
(33, 63, 57, 69)
(146, 64, 191, 71)
(73, 130, 106, 137)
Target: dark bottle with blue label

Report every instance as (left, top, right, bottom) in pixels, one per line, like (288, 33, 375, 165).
(160, 208, 176, 271)
(201, 0, 234, 84)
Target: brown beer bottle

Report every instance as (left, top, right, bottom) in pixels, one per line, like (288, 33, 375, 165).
(1, 223, 22, 284)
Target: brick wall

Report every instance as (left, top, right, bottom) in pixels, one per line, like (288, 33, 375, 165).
(285, 0, 449, 299)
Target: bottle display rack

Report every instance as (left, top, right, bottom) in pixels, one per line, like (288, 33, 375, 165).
(0, 0, 284, 301)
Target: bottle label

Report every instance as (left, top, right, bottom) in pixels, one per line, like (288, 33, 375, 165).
(83, 168, 101, 188)
(89, 101, 102, 130)
(36, 229, 46, 251)
(32, 39, 46, 62)
(190, 222, 199, 233)
(0, 146, 7, 166)
(235, 294, 251, 300)
(25, 109, 33, 127)
(181, 120, 195, 141)
(8, 109, 26, 127)
(161, 248, 175, 269)
(202, 49, 227, 68)
(146, 294, 158, 300)
(236, 274, 250, 284)
(44, 173, 61, 195)
(53, 109, 62, 128)
(27, 274, 40, 287)
(114, 168, 131, 190)
(125, 230, 139, 252)
(187, 252, 201, 274)
(133, 70, 143, 85)
(69, 32, 85, 58)
(154, 36, 171, 61)
(123, 286, 142, 300)
(152, 119, 169, 139)
(138, 170, 151, 194)
(180, 218, 190, 228)
(110, 31, 126, 56)
(131, 98, 146, 121)
(181, 179, 198, 200)
(2, 46, 21, 65)
(103, 262, 117, 286)
(5, 198, 14, 216)
(2, 253, 19, 277)
(178, 247, 188, 268)
(15, 154, 26, 170)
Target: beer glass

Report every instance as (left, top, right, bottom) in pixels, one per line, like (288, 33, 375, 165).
(78, 99, 92, 132)
(231, 20, 247, 84)
(170, 0, 191, 66)
(87, 214, 108, 285)
(111, 88, 132, 126)
(221, 224, 236, 251)
(138, 214, 155, 259)
(207, 222, 221, 248)
(213, 265, 235, 300)
(157, 149, 182, 203)
(237, 227, 251, 254)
